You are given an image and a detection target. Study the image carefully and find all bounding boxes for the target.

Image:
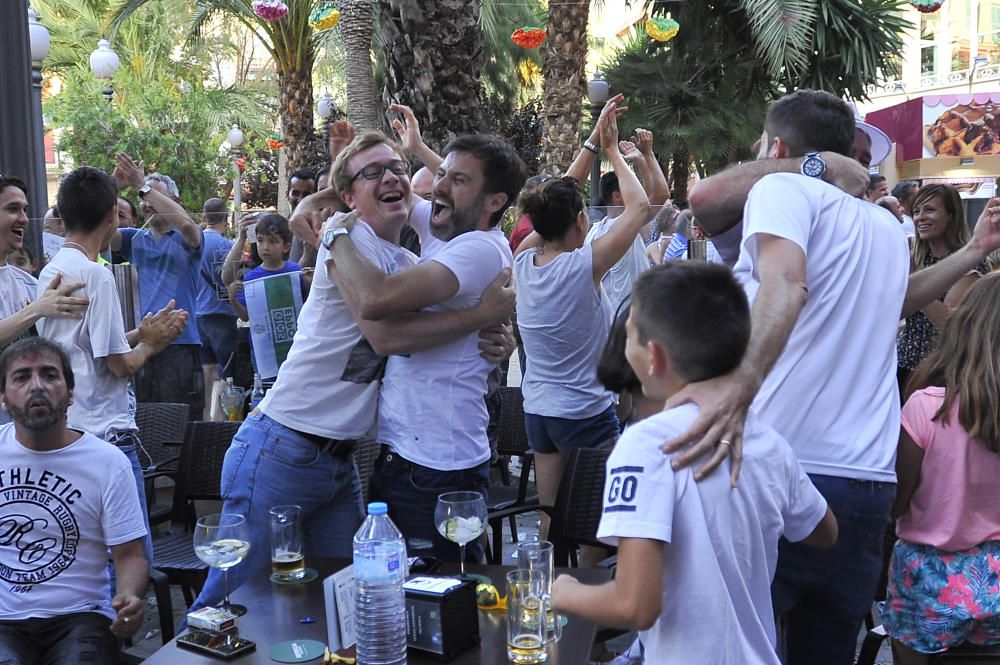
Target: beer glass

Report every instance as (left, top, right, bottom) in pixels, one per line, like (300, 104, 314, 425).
(516, 541, 561, 641)
(269, 505, 306, 581)
(506, 569, 555, 664)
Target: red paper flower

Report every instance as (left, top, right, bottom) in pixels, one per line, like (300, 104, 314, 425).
(512, 28, 547, 49)
(266, 137, 285, 150)
(235, 157, 247, 172)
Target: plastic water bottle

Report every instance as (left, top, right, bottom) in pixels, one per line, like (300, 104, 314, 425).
(353, 502, 408, 665)
(249, 373, 265, 410)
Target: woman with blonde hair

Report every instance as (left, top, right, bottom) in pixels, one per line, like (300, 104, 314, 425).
(897, 184, 990, 386)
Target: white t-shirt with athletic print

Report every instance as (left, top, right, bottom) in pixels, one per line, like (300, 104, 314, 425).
(598, 404, 827, 664)
(261, 221, 417, 439)
(37, 248, 136, 439)
(0, 425, 146, 621)
(378, 200, 512, 471)
(734, 174, 909, 482)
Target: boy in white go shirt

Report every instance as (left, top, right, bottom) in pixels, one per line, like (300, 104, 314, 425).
(551, 262, 838, 664)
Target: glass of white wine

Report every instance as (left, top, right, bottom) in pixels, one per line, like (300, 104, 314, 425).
(434, 491, 487, 578)
(194, 513, 251, 616)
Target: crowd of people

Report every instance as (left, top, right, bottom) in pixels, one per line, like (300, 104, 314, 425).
(2, 88, 1000, 665)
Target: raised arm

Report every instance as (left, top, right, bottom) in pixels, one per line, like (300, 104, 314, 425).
(902, 198, 1000, 317)
(115, 153, 201, 249)
(590, 103, 651, 281)
(635, 128, 669, 206)
(689, 152, 869, 235)
(564, 93, 625, 183)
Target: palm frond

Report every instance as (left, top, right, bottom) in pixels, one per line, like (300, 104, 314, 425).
(741, 0, 816, 78)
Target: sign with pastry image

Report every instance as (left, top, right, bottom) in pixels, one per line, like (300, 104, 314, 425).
(924, 95, 1000, 157)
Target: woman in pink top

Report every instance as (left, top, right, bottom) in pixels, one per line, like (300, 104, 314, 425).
(883, 272, 1000, 664)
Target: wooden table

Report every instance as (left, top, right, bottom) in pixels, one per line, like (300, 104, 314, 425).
(143, 559, 610, 664)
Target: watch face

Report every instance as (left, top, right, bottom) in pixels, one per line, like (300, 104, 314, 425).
(323, 229, 336, 247)
(802, 156, 825, 178)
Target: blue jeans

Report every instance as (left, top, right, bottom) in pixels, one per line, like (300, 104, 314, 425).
(771, 474, 895, 665)
(190, 411, 364, 611)
(106, 435, 154, 595)
(369, 447, 490, 562)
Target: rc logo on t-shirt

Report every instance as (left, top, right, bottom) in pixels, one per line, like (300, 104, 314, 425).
(605, 465, 642, 513)
(0, 467, 81, 589)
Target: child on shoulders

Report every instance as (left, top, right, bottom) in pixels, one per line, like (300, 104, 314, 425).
(551, 261, 837, 664)
(883, 272, 1000, 664)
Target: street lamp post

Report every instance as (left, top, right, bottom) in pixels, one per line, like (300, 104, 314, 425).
(227, 124, 245, 214)
(587, 72, 609, 209)
(316, 92, 338, 155)
(27, 5, 50, 258)
(89, 39, 120, 102)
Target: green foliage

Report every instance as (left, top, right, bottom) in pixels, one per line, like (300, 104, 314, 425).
(482, 96, 543, 176)
(46, 71, 229, 210)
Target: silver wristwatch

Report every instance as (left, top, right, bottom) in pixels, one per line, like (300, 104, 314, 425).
(322, 226, 350, 251)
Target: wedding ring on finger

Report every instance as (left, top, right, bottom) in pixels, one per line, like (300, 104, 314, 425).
(719, 439, 733, 449)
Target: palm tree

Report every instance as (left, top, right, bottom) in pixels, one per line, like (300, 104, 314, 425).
(377, 0, 486, 150)
(115, 0, 322, 172)
(339, 0, 380, 132)
(538, 0, 590, 174)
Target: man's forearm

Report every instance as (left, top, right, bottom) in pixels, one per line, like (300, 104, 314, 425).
(412, 142, 443, 174)
(113, 552, 148, 600)
(643, 153, 669, 206)
(902, 243, 987, 317)
(329, 239, 391, 318)
(553, 579, 650, 631)
(739, 276, 807, 393)
(364, 309, 502, 357)
(689, 159, 803, 235)
(146, 190, 201, 248)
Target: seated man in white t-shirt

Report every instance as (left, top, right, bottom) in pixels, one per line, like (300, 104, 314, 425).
(0, 338, 147, 665)
(325, 133, 527, 561)
(552, 263, 836, 664)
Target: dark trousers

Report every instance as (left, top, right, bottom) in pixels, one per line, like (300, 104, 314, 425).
(369, 447, 490, 562)
(0, 613, 118, 665)
(772, 474, 895, 665)
(134, 344, 204, 415)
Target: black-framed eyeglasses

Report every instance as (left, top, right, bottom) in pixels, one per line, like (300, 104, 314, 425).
(349, 160, 410, 185)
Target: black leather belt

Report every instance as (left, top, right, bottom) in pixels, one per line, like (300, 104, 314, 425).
(293, 429, 357, 460)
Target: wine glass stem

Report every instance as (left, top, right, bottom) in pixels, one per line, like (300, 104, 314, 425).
(459, 543, 466, 577)
(223, 568, 232, 610)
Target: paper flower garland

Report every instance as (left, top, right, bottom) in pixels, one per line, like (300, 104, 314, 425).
(266, 135, 285, 150)
(909, 0, 944, 11)
(309, 5, 340, 31)
(252, 0, 288, 21)
(235, 157, 247, 172)
(512, 28, 547, 49)
(646, 16, 680, 43)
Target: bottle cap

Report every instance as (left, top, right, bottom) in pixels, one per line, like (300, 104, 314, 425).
(367, 502, 388, 515)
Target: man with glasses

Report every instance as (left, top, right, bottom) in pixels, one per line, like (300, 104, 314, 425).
(323, 129, 526, 561)
(188, 132, 515, 611)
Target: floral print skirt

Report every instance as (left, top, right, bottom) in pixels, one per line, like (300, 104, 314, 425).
(883, 539, 1000, 653)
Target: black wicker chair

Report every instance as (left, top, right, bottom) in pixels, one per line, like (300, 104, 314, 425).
(135, 402, 190, 526)
(150, 420, 240, 608)
(488, 386, 539, 553)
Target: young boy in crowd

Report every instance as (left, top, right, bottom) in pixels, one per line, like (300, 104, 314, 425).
(229, 213, 309, 321)
(7, 247, 38, 276)
(551, 262, 838, 664)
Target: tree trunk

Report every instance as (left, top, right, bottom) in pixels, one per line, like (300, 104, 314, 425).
(278, 59, 316, 173)
(378, 0, 485, 152)
(340, 0, 381, 132)
(670, 147, 690, 209)
(539, 1, 589, 175)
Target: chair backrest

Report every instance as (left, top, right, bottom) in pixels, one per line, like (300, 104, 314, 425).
(548, 444, 614, 567)
(135, 402, 190, 471)
(169, 420, 241, 526)
(497, 386, 530, 457)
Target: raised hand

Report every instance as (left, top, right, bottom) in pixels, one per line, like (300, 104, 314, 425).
(599, 99, 624, 155)
(619, 140, 642, 163)
(971, 196, 1000, 257)
(633, 128, 654, 155)
(32, 273, 89, 320)
(328, 120, 356, 161)
(114, 152, 146, 192)
(389, 104, 424, 154)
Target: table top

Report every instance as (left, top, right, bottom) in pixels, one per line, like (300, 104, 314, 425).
(143, 559, 610, 665)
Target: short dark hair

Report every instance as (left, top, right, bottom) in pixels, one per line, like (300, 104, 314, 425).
(317, 163, 332, 183)
(117, 196, 137, 221)
(255, 212, 292, 243)
(0, 175, 28, 198)
(598, 172, 620, 207)
(57, 166, 118, 234)
(892, 180, 919, 201)
(202, 198, 228, 226)
(442, 134, 527, 227)
(518, 176, 583, 241)
(597, 300, 641, 394)
(868, 174, 886, 192)
(0, 337, 75, 393)
(289, 169, 316, 183)
(630, 262, 751, 383)
(764, 90, 855, 158)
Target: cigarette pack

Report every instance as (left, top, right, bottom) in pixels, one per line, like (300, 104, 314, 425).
(186, 606, 238, 633)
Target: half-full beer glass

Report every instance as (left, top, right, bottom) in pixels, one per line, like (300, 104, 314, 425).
(269, 505, 305, 581)
(506, 569, 554, 664)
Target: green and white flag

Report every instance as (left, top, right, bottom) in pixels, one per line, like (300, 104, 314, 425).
(245, 272, 304, 379)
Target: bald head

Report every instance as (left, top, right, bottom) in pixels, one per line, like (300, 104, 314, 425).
(411, 166, 434, 201)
